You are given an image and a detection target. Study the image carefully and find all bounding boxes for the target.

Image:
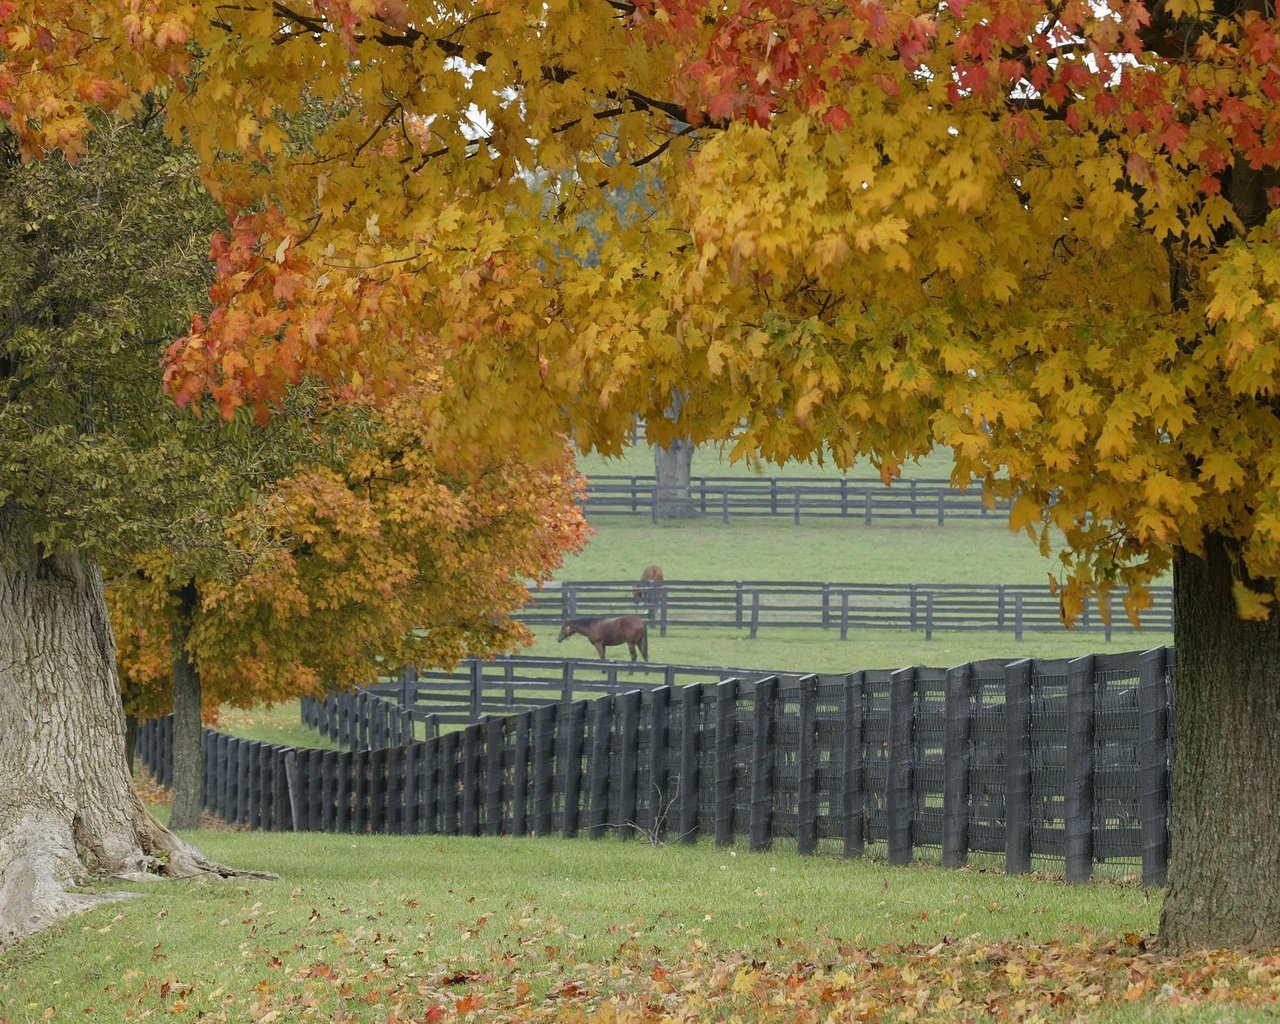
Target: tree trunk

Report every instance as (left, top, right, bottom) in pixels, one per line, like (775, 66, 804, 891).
(168, 582, 203, 831)
(1158, 533, 1280, 951)
(653, 438, 696, 519)
(0, 529, 269, 951)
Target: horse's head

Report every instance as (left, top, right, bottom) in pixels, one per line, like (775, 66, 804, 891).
(557, 620, 574, 642)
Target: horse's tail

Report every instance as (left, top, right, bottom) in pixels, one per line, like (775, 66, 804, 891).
(639, 625, 648, 661)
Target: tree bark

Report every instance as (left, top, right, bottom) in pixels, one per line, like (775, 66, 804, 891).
(1158, 534, 1280, 951)
(0, 528, 270, 951)
(653, 438, 696, 519)
(168, 581, 203, 831)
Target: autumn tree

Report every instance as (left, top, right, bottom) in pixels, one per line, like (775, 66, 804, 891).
(0, 112, 286, 948)
(9, 0, 1280, 951)
(110, 392, 588, 827)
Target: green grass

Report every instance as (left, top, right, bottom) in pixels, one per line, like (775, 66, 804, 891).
(213, 703, 341, 750)
(3, 834, 1276, 1023)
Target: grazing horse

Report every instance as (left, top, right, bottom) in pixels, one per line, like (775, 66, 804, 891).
(557, 615, 649, 661)
(633, 564, 665, 608)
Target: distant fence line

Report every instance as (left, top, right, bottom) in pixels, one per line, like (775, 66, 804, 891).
(522, 580, 1175, 639)
(135, 647, 1174, 886)
(584, 476, 1010, 523)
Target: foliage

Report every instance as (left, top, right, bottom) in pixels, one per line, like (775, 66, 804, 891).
(0, 114, 230, 565)
(110, 390, 590, 719)
(8, 1, 1280, 622)
(4, 831, 1280, 1022)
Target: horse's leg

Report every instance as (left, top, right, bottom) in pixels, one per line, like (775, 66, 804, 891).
(595, 640, 606, 659)
(629, 640, 637, 662)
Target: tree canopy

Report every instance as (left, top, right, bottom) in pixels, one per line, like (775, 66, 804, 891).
(8, 0, 1280, 950)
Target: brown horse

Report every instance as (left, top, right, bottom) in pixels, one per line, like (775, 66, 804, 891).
(633, 564, 665, 607)
(557, 615, 649, 661)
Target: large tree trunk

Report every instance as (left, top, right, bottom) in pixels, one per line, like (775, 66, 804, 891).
(653, 438, 696, 519)
(169, 582, 203, 831)
(1158, 533, 1280, 951)
(0, 532, 268, 951)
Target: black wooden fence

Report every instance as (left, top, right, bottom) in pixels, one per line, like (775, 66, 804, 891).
(135, 647, 1173, 885)
(585, 476, 1010, 523)
(523, 580, 1175, 639)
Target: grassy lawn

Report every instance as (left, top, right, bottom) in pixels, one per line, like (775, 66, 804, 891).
(3, 832, 1277, 1023)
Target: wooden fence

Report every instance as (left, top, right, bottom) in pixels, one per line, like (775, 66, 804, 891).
(522, 580, 1175, 639)
(584, 476, 1011, 523)
(135, 647, 1173, 885)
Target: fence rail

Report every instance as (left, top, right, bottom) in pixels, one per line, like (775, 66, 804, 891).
(523, 580, 1175, 638)
(135, 647, 1174, 885)
(584, 475, 1009, 523)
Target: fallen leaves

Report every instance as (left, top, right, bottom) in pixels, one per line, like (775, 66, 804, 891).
(103, 903, 1280, 1024)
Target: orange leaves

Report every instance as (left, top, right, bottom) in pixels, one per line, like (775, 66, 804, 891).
(108, 389, 589, 712)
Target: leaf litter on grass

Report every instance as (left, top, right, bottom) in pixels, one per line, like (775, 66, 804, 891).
(92, 900, 1280, 1024)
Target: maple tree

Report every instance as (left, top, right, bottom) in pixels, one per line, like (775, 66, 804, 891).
(7, 0, 1280, 951)
(110, 393, 587, 827)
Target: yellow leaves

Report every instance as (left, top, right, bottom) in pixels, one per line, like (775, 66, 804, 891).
(1232, 580, 1275, 620)
(1008, 492, 1042, 535)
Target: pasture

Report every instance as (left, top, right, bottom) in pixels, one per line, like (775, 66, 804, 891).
(522, 518, 1174, 672)
(4, 828, 1279, 1023)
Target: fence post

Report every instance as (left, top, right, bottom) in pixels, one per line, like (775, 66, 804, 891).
(749, 591, 761, 640)
(1005, 659, 1033, 875)
(840, 591, 850, 641)
(887, 667, 915, 866)
(562, 701, 588, 838)
(317, 746, 333, 833)
(403, 740, 420, 835)
(561, 661, 574, 703)
(422, 732, 439, 835)
(793, 491, 801, 525)
(617, 690, 641, 839)
(485, 717, 505, 836)
(509, 716, 529, 834)
(749, 677, 778, 851)
(470, 659, 484, 722)
(283, 749, 301, 832)
(714, 679, 738, 846)
(925, 593, 934, 642)
(1014, 593, 1025, 641)
(462, 724, 481, 836)
(441, 732, 460, 835)
(1065, 654, 1095, 883)
(1139, 646, 1170, 887)
(843, 673, 865, 858)
(936, 491, 946, 526)
(797, 678, 819, 856)
(648, 687, 672, 839)
(942, 664, 971, 868)
(401, 665, 417, 709)
(586, 696, 612, 838)
(532, 704, 556, 837)
(678, 684, 701, 844)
